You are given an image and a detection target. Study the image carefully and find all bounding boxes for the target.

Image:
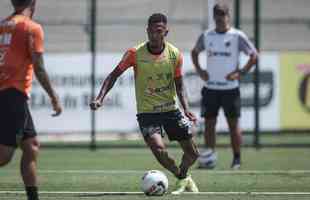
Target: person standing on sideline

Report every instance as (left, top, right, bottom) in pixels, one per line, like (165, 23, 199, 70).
(90, 13, 199, 194)
(0, 0, 62, 200)
(191, 3, 258, 169)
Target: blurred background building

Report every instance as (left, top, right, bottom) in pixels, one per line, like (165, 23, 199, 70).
(1, 0, 310, 52)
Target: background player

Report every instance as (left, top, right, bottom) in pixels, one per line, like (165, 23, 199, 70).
(191, 3, 258, 169)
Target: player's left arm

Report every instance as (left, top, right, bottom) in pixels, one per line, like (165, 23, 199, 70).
(226, 32, 258, 80)
(30, 24, 62, 116)
(238, 32, 258, 74)
(33, 53, 62, 117)
(174, 53, 197, 122)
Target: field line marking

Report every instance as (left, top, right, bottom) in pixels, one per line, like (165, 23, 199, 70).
(1, 191, 310, 195)
(23, 169, 310, 175)
(2, 169, 310, 175)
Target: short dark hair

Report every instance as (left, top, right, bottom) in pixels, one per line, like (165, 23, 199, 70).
(148, 13, 167, 26)
(213, 3, 230, 15)
(11, 0, 33, 7)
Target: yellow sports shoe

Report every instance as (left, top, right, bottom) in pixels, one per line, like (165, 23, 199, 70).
(186, 175, 199, 193)
(171, 177, 188, 195)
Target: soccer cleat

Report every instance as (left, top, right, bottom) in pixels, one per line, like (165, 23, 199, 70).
(231, 158, 241, 170)
(185, 175, 199, 193)
(171, 177, 188, 195)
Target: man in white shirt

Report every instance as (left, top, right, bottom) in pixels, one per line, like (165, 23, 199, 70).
(191, 3, 258, 169)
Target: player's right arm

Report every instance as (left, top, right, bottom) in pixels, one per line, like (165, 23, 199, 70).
(191, 33, 209, 81)
(90, 48, 136, 110)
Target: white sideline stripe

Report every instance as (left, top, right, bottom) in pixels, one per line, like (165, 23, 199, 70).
(1, 191, 310, 195)
(2, 170, 310, 175)
(0, 191, 142, 195)
(32, 170, 310, 174)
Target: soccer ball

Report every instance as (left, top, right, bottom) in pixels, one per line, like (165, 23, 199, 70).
(141, 170, 168, 196)
(197, 150, 217, 169)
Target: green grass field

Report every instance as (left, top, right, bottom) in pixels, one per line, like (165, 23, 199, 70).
(0, 146, 310, 200)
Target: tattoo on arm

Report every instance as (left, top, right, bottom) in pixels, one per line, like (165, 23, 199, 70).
(96, 67, 123, 102)
(33, 53, 57, 100)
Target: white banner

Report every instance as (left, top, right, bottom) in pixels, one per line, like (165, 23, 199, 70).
(30, 52, 280, 133)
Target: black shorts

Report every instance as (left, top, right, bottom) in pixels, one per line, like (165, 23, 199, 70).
(0, 88, 37, 147)
(201, 87, 241, 118)
(137, 110, 192, 141)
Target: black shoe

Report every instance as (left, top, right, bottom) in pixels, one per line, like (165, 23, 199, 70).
(231, 158, 241, 170)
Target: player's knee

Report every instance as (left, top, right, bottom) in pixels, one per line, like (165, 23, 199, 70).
(0, 145, 15, 167)
(206, 117, 217, 125)
(29, 142, 40, 158)
(192, 149, 200, 161)
(0, 152, 14, 167)
(206, 118, 217, 126)
(31, 142, 40, 155)
(22, 139, 40, 158)
(187, 149, 199, 162)
(229, 125, 241, 136)
(153, 146, 168, 159)
(0, 158, 11, 166)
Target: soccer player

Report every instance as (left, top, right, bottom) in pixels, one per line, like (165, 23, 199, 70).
(0, 1, 62, 200)
(90, 13, 199, 194)
(191, 3, 258, 169)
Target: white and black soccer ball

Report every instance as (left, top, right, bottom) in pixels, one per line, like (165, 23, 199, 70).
(141, 170, 168, 196)
(197, 150, 217, 169)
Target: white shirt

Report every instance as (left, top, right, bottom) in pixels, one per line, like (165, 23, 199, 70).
(195, 28, 257, 90)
